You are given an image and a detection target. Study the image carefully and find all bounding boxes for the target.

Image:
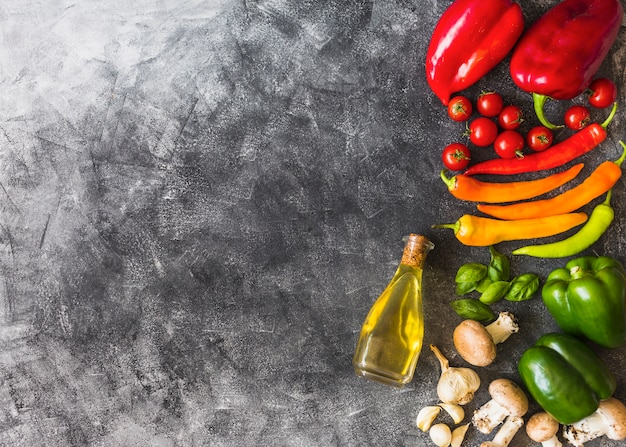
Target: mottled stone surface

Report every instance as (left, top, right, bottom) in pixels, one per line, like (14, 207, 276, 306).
(0, 0, 625, 445)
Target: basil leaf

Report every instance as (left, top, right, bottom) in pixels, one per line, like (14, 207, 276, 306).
(475, 277, 493, 293)
(488, 246, 511, 282)
(454, 263, 487, 295)
(450, 298, 495, 323)
(455, 263, 488, 283)
(505, 273, 540, 302)
(479, 281, 511, 304)
(456, 281, 477, 296)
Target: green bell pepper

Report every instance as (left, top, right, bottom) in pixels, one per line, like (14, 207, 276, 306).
(518, 333, 617, 425)
(541, 255, 626, 348)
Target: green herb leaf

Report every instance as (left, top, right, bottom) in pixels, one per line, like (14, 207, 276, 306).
(475, 277, 493, 293)
(488, 246, 511, 282)
(505, 273, 540, 302)
(450, 298, 495, 323)
(479, 281, 511, 304)
(456, 281, 477, 295)
(455, 263, 488, 283)
(454, 263, 487, 295)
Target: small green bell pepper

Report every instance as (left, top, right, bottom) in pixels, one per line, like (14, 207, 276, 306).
(541, 255, 626, 348)
(518, 333, 617, 424)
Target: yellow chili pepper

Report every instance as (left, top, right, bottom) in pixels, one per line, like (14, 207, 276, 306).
(432, 212, 588, 246)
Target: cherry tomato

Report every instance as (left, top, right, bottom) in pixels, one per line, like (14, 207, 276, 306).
(498, 105, 523, 130)
(587, 78, 617, 109)
(493, 130, 525, 159)
(564, 105, 591, 130)
(442, 143, 471, 171)
(476, 92, 504, 117)
(526, 126, 554, 152)
(467, 117, 498, 147)
(447, 96, 473, 122)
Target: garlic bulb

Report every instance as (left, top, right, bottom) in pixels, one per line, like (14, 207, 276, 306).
(430, 344, 480, 405)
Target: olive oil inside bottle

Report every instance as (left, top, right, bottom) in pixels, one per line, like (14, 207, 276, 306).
(353, 234, 433, 387)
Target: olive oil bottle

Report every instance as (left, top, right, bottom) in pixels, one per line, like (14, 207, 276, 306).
(353, 234, 434, 387)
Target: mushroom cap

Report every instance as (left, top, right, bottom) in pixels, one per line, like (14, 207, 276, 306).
(526, 412, 559, 442)
(453, 319, 496, 367)
(488, 378, 529, 417)
(597, 397, 626, 440)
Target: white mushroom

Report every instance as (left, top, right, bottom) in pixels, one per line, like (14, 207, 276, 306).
(481, 415, 524, 447)
(526, 412, 562, 447)
(454, 312, 519, 367)
(563, 397, 626, 446)
(472, 378, 528, 434)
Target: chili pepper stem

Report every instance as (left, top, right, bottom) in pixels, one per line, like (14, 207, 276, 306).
(440, 170, 456, 189)
(601, 102, 618, 128)
(532, 93, 563, 130)
(432, 222, 459, 232)
(614, 140, 626, 166)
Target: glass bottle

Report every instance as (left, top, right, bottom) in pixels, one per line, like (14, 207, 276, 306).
(353, 234, 434, 387)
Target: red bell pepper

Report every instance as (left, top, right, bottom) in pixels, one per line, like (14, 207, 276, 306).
(509, 0, 623, 129)
(425, 0, 524, 106)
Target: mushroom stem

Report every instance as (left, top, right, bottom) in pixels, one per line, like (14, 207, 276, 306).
(563, 412, 605, 446)
(539, 436, 562, 447)
(484, 312, 519, 344)
(481, 416, 524, 447)
(473, 398, 509, 434)
(563, 398, 626, 447)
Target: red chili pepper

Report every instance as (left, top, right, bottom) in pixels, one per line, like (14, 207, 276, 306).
(463, 103, 617, 176)
(509, 0, 623, 129)
(425, 0, 524, 106)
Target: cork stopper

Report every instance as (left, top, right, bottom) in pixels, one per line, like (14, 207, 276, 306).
(401, 234, 434, 268)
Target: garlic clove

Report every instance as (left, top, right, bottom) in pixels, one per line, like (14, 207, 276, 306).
(439, 402, 465, 424)
(430, 423, 452, 447)
(451, 423, 470, 447)
(417, 405, 442, 432)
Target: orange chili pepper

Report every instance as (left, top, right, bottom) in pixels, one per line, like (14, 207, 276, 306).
(432, 212, 588, 246)
(440, 163, 583, 203)
(477, 146, 626, 220)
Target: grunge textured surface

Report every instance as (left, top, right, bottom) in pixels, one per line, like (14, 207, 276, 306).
(0, 0, 625, 446)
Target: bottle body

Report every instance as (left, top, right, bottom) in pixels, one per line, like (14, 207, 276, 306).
(353, 234, 433, 387)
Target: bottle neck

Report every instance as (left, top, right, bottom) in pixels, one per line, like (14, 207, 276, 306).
(401, 234, 434, 269)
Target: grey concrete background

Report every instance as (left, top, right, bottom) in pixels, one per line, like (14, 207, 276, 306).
(0, 0, 625, 445)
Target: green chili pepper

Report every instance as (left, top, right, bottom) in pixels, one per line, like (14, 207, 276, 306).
(513, 141, 626, 259)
